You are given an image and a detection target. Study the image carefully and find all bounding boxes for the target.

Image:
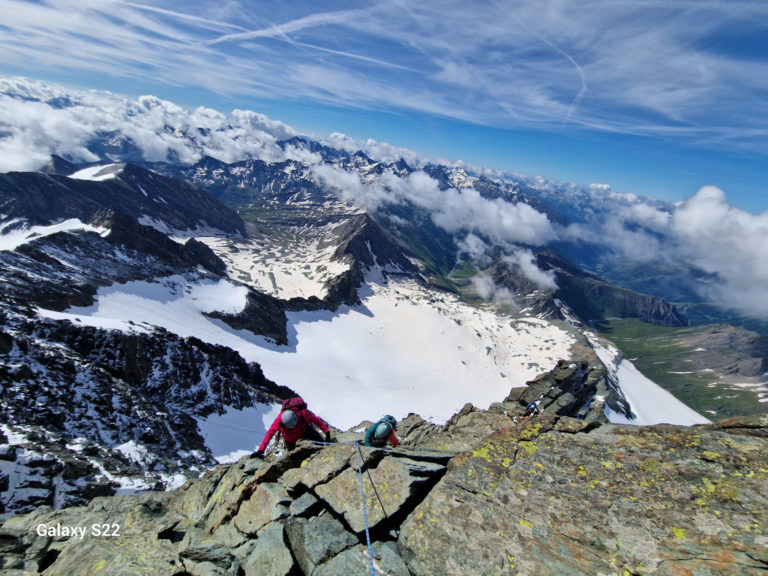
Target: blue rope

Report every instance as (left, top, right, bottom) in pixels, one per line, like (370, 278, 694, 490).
(355, 442, 377, 576)
(267, 438, 382, 574)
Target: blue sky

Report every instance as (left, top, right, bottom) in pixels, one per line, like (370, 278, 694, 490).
(1, 0, 767, 212)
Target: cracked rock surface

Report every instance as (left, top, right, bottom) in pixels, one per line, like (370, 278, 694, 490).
(1, 379, 767, 575)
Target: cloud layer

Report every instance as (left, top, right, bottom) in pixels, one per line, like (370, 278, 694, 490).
(559, 184, 768, 320)
(311, 165, 557, 248)
(2, 0, 767, 153)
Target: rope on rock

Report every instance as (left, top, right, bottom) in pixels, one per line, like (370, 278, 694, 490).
(355, 442, 377, 576)
(261, 437, 393, 574)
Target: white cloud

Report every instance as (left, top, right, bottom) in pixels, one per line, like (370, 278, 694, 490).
(668, 186, 768, 317)
(0, 77, 304, 171)
(564, 184, 768, 319)
(311, 165, 557, 256)
(457, 233, 490, 262)
(472, 272, 517, 307)
(324, 132, 433, 168)
(379, 171, 557, 247)
(310, 164, 388, 211)
(503, 249, 558, 291)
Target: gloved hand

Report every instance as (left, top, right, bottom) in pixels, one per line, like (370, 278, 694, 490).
(325, 432, 332, 443)
(252, 450, 264, 459)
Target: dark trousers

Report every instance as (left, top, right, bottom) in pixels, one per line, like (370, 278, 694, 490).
(285, 426, 325, 450)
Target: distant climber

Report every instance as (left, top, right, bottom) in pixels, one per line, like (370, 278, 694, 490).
(523, 400, 541, 418)
(364, 415, 400, 448)
(253, 396, 330, 457)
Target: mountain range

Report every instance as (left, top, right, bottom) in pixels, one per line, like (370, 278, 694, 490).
(0, 80, 767, 574)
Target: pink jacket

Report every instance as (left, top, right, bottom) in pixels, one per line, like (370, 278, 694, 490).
(258, 409, 329, 451)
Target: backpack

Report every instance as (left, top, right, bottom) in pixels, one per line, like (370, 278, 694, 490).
(282, 396, 307, 412)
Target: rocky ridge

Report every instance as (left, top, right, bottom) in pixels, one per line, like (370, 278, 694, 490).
(2, 362, 766, 576)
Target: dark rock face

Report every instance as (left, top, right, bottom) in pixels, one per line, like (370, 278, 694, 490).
(2, 409, 766, 575)
(330, 213, 418, 275)
(92, 208, 228, 276)
(0, 301, 289, 516)
(0, 165, 246, 236)
(206, 290, 290, 345)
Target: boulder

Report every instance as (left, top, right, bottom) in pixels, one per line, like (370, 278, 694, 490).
(315, 454, 445, 535)
(233, 482, 291, 536)
(314, 541, 410, 576)
(284, 512, 357, 574)
(238, 521, 296, 576)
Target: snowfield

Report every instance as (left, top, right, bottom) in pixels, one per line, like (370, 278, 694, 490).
(195, 228, 352, 300)
(34, 266, 711, 459)
(253, 277, 577, 429)
(35, 271, 577, 432)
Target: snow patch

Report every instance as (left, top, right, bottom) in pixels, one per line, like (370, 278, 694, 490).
(68, 164, 121, 181)
(37, 275, 248, 336)
(195, 225, 351, 299)
(115, 440, 152, 466)
(0, 218, 109, 251)
(592, 338, 710, 426)
(137, 215, 230, 240)
(0, 424, 28, 445)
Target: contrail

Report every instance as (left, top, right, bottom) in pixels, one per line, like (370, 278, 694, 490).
(508, 10, 588, 125)
(203, 9, 368, 46)
(120, 1, 250, 32)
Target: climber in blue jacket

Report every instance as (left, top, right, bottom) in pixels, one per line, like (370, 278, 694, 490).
(364, 415, 399, 448)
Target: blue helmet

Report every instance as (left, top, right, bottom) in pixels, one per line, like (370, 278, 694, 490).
(382, 415, 397, 429)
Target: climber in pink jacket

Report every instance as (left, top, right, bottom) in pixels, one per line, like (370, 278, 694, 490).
(253, 397, 330, 457)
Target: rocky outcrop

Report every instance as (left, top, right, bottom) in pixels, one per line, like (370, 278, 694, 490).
(206, 290, 290, 345)
(2, 400, 766, 575)
(92, 209, 228, 276)
(0, 301, 290, 517)
(675, 324, 768, 378)
(330, 214, 418, 275)
(399, 414, 768, 576)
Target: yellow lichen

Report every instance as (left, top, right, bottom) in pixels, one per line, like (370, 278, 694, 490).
(701, 451, 722, 461)
(519, 423, 542, 441)
(471, 446, 492, 461)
